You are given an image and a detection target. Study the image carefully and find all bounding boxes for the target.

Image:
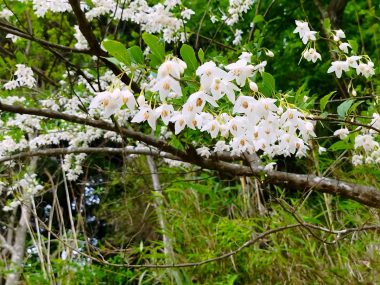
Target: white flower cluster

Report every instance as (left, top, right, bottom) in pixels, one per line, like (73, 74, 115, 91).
(334, 114, 380, 166)
(2, 173, 43, 211)
(224, 0, 255, 26)
(3, 64, 36, 90)
(74, 25, 88, 50)
(0, 136, 28, 161)
(328, 56, 374, 79)
(0, 8, 12, 20)
(29, 0, 71, 17)
(113, 0, 192, 43)
(7, 114, 41, 132)
(21, 0, 192, 43)
(294, 20, 375, 79)
(62, 153, 88, 181)
(294, 21, 321, 63)
(89, 87, 136, 118)
(294, 20, 317, 44)
(233, 29, 243, 46)
(85, 0, 116, 20)
(90, 53, 315, 159)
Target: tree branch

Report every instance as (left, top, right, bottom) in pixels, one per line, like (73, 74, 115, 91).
(1, 102, 380, 208)
(0, 21, 91, 54)
(39, 219, 380, 268)
(0, 146, 180, 163)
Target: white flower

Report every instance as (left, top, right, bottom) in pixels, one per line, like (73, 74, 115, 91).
(356, 62, 375, 78)
(89, 89, 123, 118)
(339, 42, 351, 54)
(369, 113, 380, 134)
(181, 9, 195, 20)
(355, 134, 379, 152)
(264, 162, 276, 171)
(318, 146, 327, 154)
(232, 29, 243, 45)
(333, 29, 346, 41)
(6, 34, 20, 43)
(226, 60, 254, 86)
(233, 96, 256, 114)
(327, 61, 349, 78)
(157, 60, 184, 80)
(214, 141, 230, 153)
(333, 128, 349, 139)
(155, 104, 174, 125)
(249, 81, 258, 92)
(303, 48, 321, 63)
(151, 76, 182, 101)
(196, 61, 231, 90)
(253, 61, 267, 73)
(294, 20, 310, 39)
(239, 52, 252, 62)
(3, 200, 20, 212)
(121, 88, 136, 110)
(74, 25, 88, 50)
(265, 50, 274, 57)
(201, 119, 220, 138)
(3, 80, 19, 90)
(346, 56, 362, 68)
(0, 8, 13, 20)
(301, 31, 317, 44)
(5, 64, 36, 89)
(170, 112, 186, 134)
(131, 106, 159, 130)
(210, 77, 239, 103)
(196, 146, 211, 158)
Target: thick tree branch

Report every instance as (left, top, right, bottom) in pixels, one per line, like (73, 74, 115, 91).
(1, 102, 380, 208)
(0, 101, 188, 160)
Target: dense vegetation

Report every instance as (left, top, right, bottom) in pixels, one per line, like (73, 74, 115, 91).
(0, 0, 380, 284)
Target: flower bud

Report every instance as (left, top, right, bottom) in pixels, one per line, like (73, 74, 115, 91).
(265, 50, 274, 57)
(249, 81, 258, 92)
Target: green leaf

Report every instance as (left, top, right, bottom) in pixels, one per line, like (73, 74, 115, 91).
(337, 99, 354, 117)
(349, 101, 363, 114)
(127, 46, 144, 65)
(294, 83, 308, 105)
(319, 91, 335, 111)
(198, 48, 204, 63)
(261, 72, 275, 94)
(329, 140, 352, 151)
(348, 40, 358, 54)
(323, 18, 331, 32)
(102, 40, 131, 65)
(104, 57, 122, 67)
(180, 44, 198, 72)
(253, 15, 265, 24)
(142, 33, 165, 65)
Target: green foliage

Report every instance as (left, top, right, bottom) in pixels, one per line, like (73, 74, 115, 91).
(2, 0, 380, 284)
(180, 44, 199, 72)
(260, 72, 275, 96)
(142, 33, 165, 66)
(102, 40, 131, 65)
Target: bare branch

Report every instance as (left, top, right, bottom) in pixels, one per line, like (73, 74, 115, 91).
(0, 21, 91, 54)
(37, 218, 380, 268)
